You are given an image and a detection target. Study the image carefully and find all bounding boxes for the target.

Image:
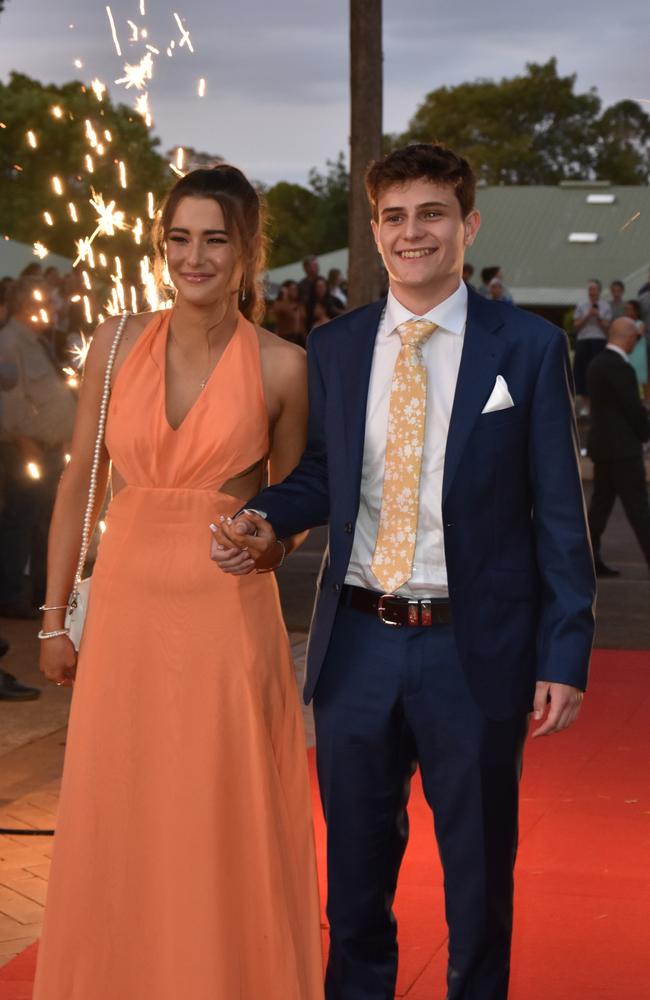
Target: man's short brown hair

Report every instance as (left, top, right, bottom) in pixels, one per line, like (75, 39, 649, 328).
(365, 143, 476, 220)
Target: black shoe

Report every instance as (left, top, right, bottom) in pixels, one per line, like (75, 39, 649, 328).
(0, 670, 41, 701)
(0, 637, 9, 658)
(0, 602, 40, 620)
(595, 560, 620, 578)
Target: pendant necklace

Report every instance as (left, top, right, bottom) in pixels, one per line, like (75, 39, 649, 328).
(170, 331, 211, 390)
(170, 306, 231, 389)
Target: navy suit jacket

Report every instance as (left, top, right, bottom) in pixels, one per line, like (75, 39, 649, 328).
(249, 288, 596, 719)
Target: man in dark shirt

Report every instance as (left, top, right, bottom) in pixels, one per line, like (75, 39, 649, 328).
(297, 254, 320, 306)
(0, 355, 40, 698)
(587, 317, 650, 576)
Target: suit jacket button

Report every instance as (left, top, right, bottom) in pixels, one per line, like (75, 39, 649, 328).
(344, 522, 353, 533)
(333, 583, 341, 593)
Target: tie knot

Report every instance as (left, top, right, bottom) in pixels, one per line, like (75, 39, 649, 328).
(397, 319, 437, 348)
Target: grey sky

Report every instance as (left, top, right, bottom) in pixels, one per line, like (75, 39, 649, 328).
(1, 0, 649, 186)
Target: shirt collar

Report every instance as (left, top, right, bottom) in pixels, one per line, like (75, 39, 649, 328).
(606, 343, 629, 362)
(384, 280, 468, 338)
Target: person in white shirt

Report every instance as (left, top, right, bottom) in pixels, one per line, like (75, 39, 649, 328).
(573, 279, 611, 414)
(212, 143, 595, 1000)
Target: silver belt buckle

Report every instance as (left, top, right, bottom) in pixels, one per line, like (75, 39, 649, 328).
(377, 594, 402, 627)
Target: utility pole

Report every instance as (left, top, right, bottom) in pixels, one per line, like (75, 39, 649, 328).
(348, 0, 383, 308)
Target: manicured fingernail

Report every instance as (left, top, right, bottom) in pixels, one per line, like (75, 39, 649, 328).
(219, 515, 225, 522)
(226, 517, 233, 524)
(217, 545, 225, 551)
(209, 523, 217, 532)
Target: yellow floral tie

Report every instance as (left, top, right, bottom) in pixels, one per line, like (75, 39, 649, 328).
(371, 319, 437, 593)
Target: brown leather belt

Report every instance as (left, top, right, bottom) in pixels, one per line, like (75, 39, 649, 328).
(340, 584, 452, 627)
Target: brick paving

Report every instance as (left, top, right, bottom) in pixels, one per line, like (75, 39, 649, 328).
(0, 805, 54, 964)
(0, 636, 312, 964)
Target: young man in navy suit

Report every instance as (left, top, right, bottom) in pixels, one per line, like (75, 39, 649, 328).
(213, 144, 596, 1000)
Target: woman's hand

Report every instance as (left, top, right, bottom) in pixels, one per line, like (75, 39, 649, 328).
(210, 512, 280, 575)
(40, 635, 78, 687)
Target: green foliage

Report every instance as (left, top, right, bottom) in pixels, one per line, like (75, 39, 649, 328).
(265, 154, 349, 268)
(0, 72, 169, 275)
(307, 153, 349, 251)
(394, 59, 650, 185)
(594, 100, 650, 184)
(264, 182, 320, 268)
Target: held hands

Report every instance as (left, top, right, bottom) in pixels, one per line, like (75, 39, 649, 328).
(40, 636, 77, 687)
(210, 512, 281, 575)
(531, 681, 583, 738)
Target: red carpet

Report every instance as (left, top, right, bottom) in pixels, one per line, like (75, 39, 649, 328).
(2, 649, 649, 999)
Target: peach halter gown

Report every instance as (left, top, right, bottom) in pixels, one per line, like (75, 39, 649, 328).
(32, 312, 324, 1000)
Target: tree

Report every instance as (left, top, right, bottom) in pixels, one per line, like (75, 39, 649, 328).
(265, 156, 350, 268)
(265, 182, 321, 267)
(396, 58, 650, 185)
(594, 100, 650, 184)
(0, 73, 169, 278)
(308, 153, 349, 254)
(348, 0, 383, 307)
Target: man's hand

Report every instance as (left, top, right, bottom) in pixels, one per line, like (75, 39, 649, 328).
(210, 512, 280, 574)
(531, 681, 583, 738)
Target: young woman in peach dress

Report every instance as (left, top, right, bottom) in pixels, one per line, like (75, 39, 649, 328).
(34, 166, 324, 1000)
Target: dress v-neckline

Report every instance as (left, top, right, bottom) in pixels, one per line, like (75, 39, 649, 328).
(162, 315, 240, 433)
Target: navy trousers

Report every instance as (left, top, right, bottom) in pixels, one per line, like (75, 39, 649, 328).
(313, 604, 528, 1000)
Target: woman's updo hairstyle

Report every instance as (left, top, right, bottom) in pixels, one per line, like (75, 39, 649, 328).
(153, 164, 267, 323)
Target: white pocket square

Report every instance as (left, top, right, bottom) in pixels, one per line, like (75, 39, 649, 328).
(481, 375, 514, 414)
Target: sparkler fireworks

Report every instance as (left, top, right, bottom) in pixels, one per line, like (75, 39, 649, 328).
(15, 0, 204, 365)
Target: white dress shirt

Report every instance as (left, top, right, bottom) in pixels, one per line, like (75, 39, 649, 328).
(345, 281, 468, 598)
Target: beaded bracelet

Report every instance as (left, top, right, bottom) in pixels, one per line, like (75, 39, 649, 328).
(37, 628, 70, 640)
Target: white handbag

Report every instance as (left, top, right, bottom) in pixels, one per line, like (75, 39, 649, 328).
(64, 312, 130, 650)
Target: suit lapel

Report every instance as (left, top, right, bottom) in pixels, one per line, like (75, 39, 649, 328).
(442, 291, 508, 504)
(338, 298, 385, 496)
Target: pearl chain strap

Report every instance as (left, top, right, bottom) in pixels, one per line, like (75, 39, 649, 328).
(69, 311, 130, 610)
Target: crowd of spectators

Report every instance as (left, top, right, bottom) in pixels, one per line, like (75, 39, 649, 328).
(266, 256, 348, 345)
(465, 263, 514, 303)
(573, 277, 650, 414)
